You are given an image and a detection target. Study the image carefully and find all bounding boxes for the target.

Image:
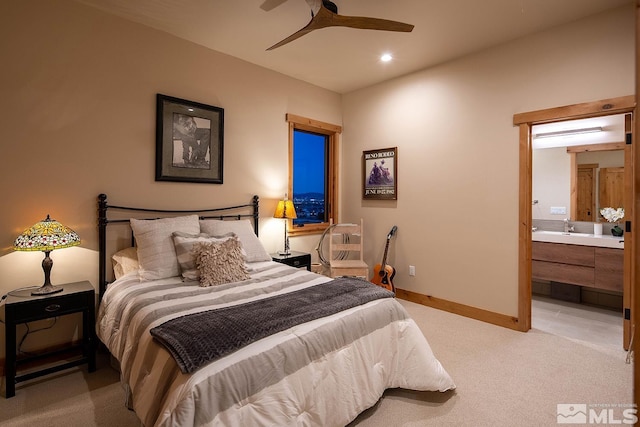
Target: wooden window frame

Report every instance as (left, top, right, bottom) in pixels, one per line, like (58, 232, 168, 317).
(286, 113, 341, 236)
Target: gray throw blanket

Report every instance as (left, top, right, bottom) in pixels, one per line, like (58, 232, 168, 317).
(150, 277, 394, 374)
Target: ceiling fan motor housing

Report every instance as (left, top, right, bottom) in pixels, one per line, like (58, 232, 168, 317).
(323, 1, 338, 14)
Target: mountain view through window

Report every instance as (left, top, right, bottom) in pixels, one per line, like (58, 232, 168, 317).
(292, 129, 327, 226)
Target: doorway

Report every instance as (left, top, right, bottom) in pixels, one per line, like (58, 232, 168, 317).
(576, 164, 596, 221)
(513, 95, 635, 350)
(530, 117, 626, 346)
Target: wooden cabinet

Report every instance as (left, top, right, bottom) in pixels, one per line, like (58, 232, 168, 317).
(532, 242, 622, 292)
(594, 247, 624, 291)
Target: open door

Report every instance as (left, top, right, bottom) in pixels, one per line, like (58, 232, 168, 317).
(513, 96, 635, 344)
(622, 112, 633, 353)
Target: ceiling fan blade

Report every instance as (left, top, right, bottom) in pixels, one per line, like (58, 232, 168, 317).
(330, 14, 414, 32)
(260, 0, 289, 12)
(266, 6, 327, 50)
(266, 26, 316, 50)
(312, 6, 413, 32)
(267, 2, 413, 50)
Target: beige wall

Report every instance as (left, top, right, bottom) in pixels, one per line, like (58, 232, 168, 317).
(341, 4, 634, 317)
(532, 147, 572, 220)
(0, 1, 634, 355)
(0, 1, 341, 352)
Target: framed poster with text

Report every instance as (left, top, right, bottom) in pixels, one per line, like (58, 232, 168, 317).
(362, 147, 397, 200)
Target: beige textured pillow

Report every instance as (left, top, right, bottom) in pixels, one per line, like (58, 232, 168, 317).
(130, 215, 200, 280)
(194, 237, 250, 287)
(112, 247, 139, 280)
(199, 219, 271, 263)
(172, 231, 237, 281)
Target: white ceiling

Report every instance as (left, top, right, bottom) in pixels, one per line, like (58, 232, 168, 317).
(74, 0, 631, 94)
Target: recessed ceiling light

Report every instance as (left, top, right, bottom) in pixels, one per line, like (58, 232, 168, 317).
(380, 53, 392, 62)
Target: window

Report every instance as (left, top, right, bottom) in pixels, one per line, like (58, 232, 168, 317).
(292, 130, 327, 226)
(286, 114, 341, 236)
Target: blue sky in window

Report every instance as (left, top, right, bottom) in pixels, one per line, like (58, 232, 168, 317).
(293, 130, 325, 195)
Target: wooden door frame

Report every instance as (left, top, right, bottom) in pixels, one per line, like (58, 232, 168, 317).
(634, 0, 640, 405)
(513, 95, 635, 336)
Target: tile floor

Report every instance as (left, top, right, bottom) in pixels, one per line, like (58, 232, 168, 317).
(532, 295, 624, 351)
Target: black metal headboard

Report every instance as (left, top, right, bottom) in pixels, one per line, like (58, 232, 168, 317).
(97, 193, 259, 301)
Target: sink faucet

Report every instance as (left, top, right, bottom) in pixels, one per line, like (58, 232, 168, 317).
(563, 218, 574, 234)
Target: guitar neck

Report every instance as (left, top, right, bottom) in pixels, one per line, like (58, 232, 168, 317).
(379, 226, 396, 267)
(380, 240, 390, 267)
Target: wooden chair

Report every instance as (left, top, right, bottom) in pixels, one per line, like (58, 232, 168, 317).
(328, 218, 369, 278)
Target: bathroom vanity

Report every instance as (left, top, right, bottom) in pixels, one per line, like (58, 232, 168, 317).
(531, 231, 624, 292)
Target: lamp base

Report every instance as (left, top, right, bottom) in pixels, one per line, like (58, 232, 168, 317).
(279, 230, 292, 257)
(31, 284, 64, 296)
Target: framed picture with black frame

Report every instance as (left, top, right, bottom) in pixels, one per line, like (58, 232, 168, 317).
(155, 94, 224, 184)
(362, 147, 397, 200)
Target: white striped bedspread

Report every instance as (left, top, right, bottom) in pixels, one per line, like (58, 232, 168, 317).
(96, 261, 455, 427)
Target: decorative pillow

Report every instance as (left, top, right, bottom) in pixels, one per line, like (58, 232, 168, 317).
(130, 215, 200, 281)
(112, 247, 139, 280)
(194, 237, 250, 287)
(199, 219, 271, 263)
(172, 231, 237, 281)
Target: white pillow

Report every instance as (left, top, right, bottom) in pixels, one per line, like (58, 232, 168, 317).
(112, 247, 139, 280)
(130, 215, 200, 281)
(172, 231, 237, 281)
(199, 219, 271, 263)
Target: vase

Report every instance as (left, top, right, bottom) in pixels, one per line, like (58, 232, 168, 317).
(611, 225, 624, 237)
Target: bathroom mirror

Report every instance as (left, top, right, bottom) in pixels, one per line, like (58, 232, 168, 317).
(532, 114, 625, 222)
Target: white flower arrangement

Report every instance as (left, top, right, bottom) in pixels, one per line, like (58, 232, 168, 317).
(600, 207, 625, 223)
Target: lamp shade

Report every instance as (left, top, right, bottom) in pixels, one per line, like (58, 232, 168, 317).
(14, 215, 81, 295)
(14, 215, 81, 252)
(273, 199, 297, 219)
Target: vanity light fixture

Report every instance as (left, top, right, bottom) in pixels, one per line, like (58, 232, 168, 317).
(534, 126, 603, 139)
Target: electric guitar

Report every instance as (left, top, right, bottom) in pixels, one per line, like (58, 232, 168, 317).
(371, 226, 397, 292)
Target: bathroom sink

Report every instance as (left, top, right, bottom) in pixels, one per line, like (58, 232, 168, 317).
(535, 230, 591, 237)
(531, 230, 624, 248)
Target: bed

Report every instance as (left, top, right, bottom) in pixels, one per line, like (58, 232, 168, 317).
(95, 194, 455, 426)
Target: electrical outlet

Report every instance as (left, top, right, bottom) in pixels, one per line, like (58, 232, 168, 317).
(409, 265, 416, 276)
(550, 206, 567, 215)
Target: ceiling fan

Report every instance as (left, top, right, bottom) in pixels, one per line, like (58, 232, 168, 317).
(265, 0, 414, 51)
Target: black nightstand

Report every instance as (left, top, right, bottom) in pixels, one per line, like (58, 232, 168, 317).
(271, 251, 311, 271)
(2, 280, 96, 398)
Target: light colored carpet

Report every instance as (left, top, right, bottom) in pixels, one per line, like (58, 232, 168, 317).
(350, 299, 631, 426)
(0, 299, 632, 426)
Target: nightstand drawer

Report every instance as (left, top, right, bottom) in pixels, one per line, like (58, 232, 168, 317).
(7, 292, 92, 323)
(288, 258, 306, 268)
(271, 251, 311, 271)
